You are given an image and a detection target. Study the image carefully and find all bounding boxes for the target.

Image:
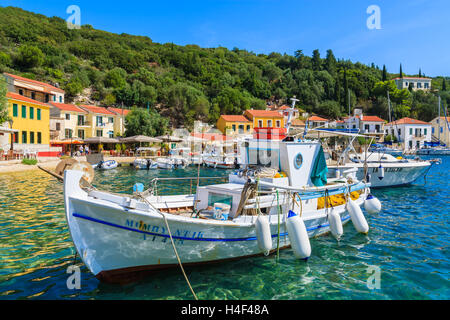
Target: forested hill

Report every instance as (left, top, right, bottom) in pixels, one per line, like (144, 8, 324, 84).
(0, 6, 448, 128)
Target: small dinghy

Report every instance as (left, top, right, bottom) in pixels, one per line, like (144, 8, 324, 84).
(133, 159, 157, 170)
(203, 156, 236, 169)
(156, 158, 175, 169)
(93, 160, 118, 170)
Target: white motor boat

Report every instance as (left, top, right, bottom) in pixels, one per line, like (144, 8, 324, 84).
(64, 136, 378, 284)
(415, 146, 450, 156)
(328, 152, 433, 188)
(92, 160, 119, 170)
(133, 159, 158, 170)
(203, 156, 236, 169)
(171, 156, 189, 169)
(156, 158, 175, 170)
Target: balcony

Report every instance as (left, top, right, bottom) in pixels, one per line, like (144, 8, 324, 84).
(77, 121, 91, 127)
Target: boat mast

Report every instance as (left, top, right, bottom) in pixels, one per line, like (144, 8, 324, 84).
(438, 95, 441, 144)
(286, 96, 300, 134)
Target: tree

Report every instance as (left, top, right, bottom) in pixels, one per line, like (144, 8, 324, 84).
(324, 49, 337, 76)
(15, 45, 44, 69)
(399, 64, 403, 78)
(0, 76, 10, 124)
(312, 49, 322, 71)
(104, 67, 127, 89)
(124, 107, 168, 137)
(343, 67, 349, 114)
(419, 68, 422, 77)
(382, 65, 387, 81)
(442, 78, 447, 92)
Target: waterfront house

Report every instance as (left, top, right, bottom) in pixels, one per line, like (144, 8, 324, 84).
(49, 102, 90, 140)
(244, 109, 285, 129)
(384, 117, 432, 150)
(343, 108, 385, 138)
(3, 73, 65, 104)
(394, 77, 432, 91)
(107, 107, 131, 137)
(79, 105, 117, 138)
(430, 116, 450, 146)
(307, 116, 329, 128)
(216, 115, 253, 135)
(6, 91, 51, 152)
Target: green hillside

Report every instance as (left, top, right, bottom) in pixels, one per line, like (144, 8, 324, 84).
(0, 6, 448, 128)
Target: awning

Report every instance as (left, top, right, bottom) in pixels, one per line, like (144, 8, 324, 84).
(50, 140, 84, 145)
(121, 135, 162, 143)
(0, 126, 18, 134)
(83, 137, 120, 144)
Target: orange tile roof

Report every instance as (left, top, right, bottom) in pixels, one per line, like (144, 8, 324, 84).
(108, 107, 131, 116)
(219, 115, 250, 122)
(386, 117, 430, 126)
(50, 102, 87, 113)
(292, 119, 305, 126)
(245, 109, 283, 118)
(4, 73, 65, 93)
(6, 92, 50, 108)
(80, 105, 115, 115)
(361, 115, 385, 122)
(308, 116, 329, 122)
(393, 77, 432, 80)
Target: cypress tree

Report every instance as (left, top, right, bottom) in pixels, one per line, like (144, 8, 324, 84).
(312, 49, 322, 71)
(344, 68, 349, 114)
(443, 78, 447, 91)
(419, 68, 422, 77)
(382, 65, 387, 81)
(400, 64, 403, 78)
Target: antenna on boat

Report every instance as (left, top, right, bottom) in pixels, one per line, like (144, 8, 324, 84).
(286, 96, 300, 134)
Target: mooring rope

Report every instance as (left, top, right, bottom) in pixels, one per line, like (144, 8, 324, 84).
(136, 193, 198, 300)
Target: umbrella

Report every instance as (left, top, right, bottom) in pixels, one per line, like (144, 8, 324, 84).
(83, 137, 121, 144)
(156, 135, 183, 143)
(120, 135, 162, 143)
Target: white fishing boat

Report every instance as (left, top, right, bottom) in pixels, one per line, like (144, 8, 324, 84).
(171, 156, 189, 168)
(203, 156, 236, 169)
(415, 145, 450, 156)
(64, 139, 380, 284)
(155, 158, 175, 170)
(92, 160, 119, 170)
(133, 159, 158, 170)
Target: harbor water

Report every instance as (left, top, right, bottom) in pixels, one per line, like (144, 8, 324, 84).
(0, 157, 449, 300)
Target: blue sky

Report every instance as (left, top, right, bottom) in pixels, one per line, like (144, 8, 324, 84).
(2, 0, 449, 76)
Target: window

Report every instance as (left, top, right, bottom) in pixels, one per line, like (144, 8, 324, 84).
(37, 132, 42, 144)
(22, 105, 26, 118)
(410, 82, 415, 88)
(424, 128, 427, 136)
(45, 94, 49, 103)
(77, 115, 85, 126)
(417, 83, 422, 88)
(108, 131, 114, 138)
(267, 120, 273, 128)
(53, 95, 56, 102)
(31, 92, 36, 100)
(96, 116, 103, 126)
(78, 130, 85, 139)
(19, 89, 23, 96)
(29, 132, 35, 144)
(29, 107, 34, 120)
(375, 125, 380, 132)
(238, 125, 244, 133)
(65, 113, 70, 120)
(246, 125, 251, 132)
(398, 129, 401, 136)
(37, 109, 41, 120)
(108, 117, 114, 124)
(22, 131, 27, 144)
(441, 127, 443, 133)
(13, 132, 18, 143)
(258, 120, 263, 128)
(424, 83, 429, 89)
(409, 140, 413, 149)
(56, 123, 61, 131)
(410, 128, 413, 135)
(65, 129, 73, 139)
(232, 124, 236, 132)
(432, 127, 435, 134)
(96, 130, 103, 137)
(13, 104, 18, 117)
(365, 124, 370, 132)
(276, 120, 281, 128)
(59, 96, 62, 103)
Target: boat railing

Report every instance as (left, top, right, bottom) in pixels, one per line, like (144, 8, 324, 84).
(150, 176, 229, 196)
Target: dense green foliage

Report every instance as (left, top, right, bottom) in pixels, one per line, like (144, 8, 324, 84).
(0, 6, 448, 129)
(0, 75, 10, 124)
(124, 107, 169, 137)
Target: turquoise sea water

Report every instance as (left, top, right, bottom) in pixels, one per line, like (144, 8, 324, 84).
(0, 157, 449, 300)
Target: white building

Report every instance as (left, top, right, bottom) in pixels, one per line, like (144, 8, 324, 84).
(343, 109, 385, 139)
(384, 117, 432, 150)
(307, 116, 329, 128)
(394, 77, 432, 91)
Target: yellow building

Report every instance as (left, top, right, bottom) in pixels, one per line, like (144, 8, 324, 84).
(50, 102, 89, 140)
(244, 109, 285, 129)
(80, 105, 117, 138)
(216, 115, 253, 135)
(7, 91, 50, 150)
(107, 107, 131, 136)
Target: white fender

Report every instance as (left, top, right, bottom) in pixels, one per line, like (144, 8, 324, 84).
(286, 211, 311, 260)
(364, 194, 382, 214)
(255, 215, 272, 256)
(347, 199, 369, 234)
(378, 165, 385, 180)
(328, 208, 343, 240)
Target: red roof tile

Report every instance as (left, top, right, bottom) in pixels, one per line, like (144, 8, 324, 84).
(108, 107, 131, 116)
(361, 115, 385, 122)
(6, 92, 50, 108)
(80, 105, 115, 115)
(245, 109, 283, 118)
(386, 117, 430, 126)
(4, 73, 65, 93)
(50, 102, 87, 113)
(219, 115, 250, 122)
(308, 116, 329, 122)
(393, 77, 432, 80)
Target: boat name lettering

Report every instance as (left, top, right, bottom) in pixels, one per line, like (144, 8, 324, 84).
(372, 167, 403, 173)
(125, 219, 204, 239)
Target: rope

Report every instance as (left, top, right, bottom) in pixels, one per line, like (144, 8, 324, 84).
(136, 193, 198, 300)
(276, 190, 281, 262)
